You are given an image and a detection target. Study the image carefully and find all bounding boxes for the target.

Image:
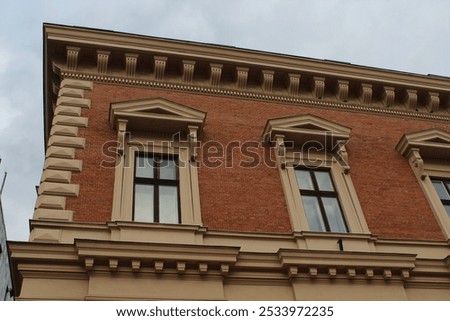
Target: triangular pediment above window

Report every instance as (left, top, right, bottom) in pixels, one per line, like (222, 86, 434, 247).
(396, 128, 450, 160)
(262, 114, 351, 150)
(109, 97, 206, 134)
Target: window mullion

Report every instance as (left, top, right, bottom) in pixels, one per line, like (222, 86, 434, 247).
(317, 195, 331, 232)
(154, 156, 160, 222)
(310, 170, 331, 232)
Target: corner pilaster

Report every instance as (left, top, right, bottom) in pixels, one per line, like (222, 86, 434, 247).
(32, 78, 93, 228)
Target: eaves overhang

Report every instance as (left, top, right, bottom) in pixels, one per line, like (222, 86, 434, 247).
(43, 23, 450, 146)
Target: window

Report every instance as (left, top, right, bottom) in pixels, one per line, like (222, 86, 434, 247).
(431, 178, 450, 217)
(396, 128, 450, 238)
(262, 114, 369, 234)
(134, 154, 180, 223)
(109, 98, 206, 225)
(295, 168, 348, 232)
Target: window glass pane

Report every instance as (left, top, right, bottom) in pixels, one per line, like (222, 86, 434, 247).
(159, 158, 177, 180)
(159, 186, 179, 223)
(322, 197, 348, 233)
(135, 155, 154, 178)
(295, 170, 314, 190)
(432, 180, 450, 200)
(301, 196, 326, 231)
(444, 205, 450, 217)
(314, 171, 335, 192)
(134, 184, 154, 222)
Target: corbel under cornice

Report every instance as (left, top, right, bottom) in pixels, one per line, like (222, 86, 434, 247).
(44, 24, 450, 145)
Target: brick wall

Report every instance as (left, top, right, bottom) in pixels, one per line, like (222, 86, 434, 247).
(66, 82, 449, 240)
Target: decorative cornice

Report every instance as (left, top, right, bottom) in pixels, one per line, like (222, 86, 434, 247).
(75, 239, 240, 274)
(278, 248, 416, 280)
(60, 71, 450, 122)
(44, 24, 450, 144)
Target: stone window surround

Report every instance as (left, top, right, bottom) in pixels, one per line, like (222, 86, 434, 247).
(262, 114, 370, 235)
(109, 98, 205, 226)
(396, 128, 450, 239)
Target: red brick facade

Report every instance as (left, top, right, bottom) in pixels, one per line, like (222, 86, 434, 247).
(9, 24, 450, 301)
(67, 83, 448, 240)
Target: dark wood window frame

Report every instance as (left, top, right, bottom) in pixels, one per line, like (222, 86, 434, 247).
(295, 167, 349, 233)
(431, 177, 450, 216)
(133, 153, 181, 223)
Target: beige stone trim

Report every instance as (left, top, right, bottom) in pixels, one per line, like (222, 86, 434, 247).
(109, 97, 206, 133)
(278, 249, 416, 279)
(263, 113, 351, 147)
(56, 96, 91, 109)
(287, 73, 300, 96)
(35, 195, 66, 210)
(360, 83, 372, 105)
(50, 124, 79, 137)
(263, 114, 370, 236)
(45, 146, 75, 159)
(281, 159, 369, 235)
(54, 105, 82, 117)
(33, 209, 73, 221)
(154, 56, 167, 80)
(66, 46, 79, 71)
(427, 92, 440, 112)
(38, 182, 80, 197)
(48, 135, 85, 149)
(29, 228, 62, 243)
(261, 70, 274, 93)
(36, 78, 92, 223)
(209, 63, 222, 87)
(125, 53, 138, 78)
(405, 89, 418, 110)
(182, 60, 195, 83)
(96, 50, 110, 74)
(60, 78, 93, 90)
(396, 128, 450, 239)
(63, 71, 450, 122)
(45, 24, 450, 91)
(46, 24, 450, 130)
(236, 66, 249, 90)
(9, 236, 450, 300)
(109, 98, 205, 226)
(41, 169, 71, 183)
(26, 219, 450, 257)
(114, 141, 203, 226)
(382, 86, 395, 107)
(312, 76, 325, 99)
(336, 80, 349, 102)
(75, 239, 239, 266)
(44, 158, 82, 172)
(52, 115, 88, 127)
(57, 87, 84, 98)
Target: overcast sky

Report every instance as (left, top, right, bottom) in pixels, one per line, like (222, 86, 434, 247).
(1, 0, 450, 241)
